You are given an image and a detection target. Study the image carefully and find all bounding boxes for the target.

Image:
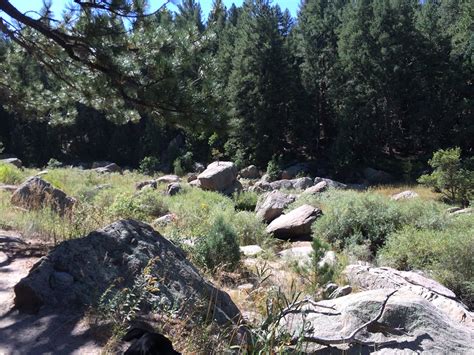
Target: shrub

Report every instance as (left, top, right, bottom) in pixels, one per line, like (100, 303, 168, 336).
(164, 187, 235, 238)
(108, 190, 168, 221)
(266, 155, 281, 181)
(312, 237, 335, 286)
(195, 215, 240, 272)
(0, 163, 23, 184)
(46, 158, 63, 169)
(231, 211, 269, 246)
(418, 147, 474, 206)
(173, 152, 194, 176)
(139, 156, 160, 176)
(379, 216, 474, 307)
(233, 191, 258, 211)
(312, 190, 448, 256)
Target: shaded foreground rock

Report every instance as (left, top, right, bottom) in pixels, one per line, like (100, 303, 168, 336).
(255, 190, 296, 222)
(278, 288, 474, 353)
(11, 177, 76, 215)
(14, 219, 240, 326)
(266, 204, 322, 239)
(344, 265, 473, 326)
(197, 161, 238, 193)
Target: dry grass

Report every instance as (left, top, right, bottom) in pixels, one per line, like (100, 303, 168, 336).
(370, 184, 441, 201)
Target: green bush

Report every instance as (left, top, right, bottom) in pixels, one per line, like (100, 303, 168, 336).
(233, 191, 258, 211)
(312, 190, 448, 256)
(418, 147, 473, 206)
(139, 156, 160, 176)
(0, 163, 23, 184)
(379, 216, 474, 307)
(108, 190, 168, 221)
(173, 152, 194, 176)
(231, 211, 269, 246)
(164, 187, 235, 238)
(266, 155, 281, 181)
(312, 238, 335, 287)
(195, 215, 240, 272)
(46, 158, 63, 169)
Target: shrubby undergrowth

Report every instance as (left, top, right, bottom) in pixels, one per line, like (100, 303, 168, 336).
(312, 190, 448, 255)
(379, 215, 474, 307)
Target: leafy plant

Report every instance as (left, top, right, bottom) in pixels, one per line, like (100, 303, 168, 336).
(195, 214, 240, 272)
(0, 163, 23, 184)
(379, 215, 474, 307)
(418, 148, 473, 206)
(108, 190, 168, 221)
(139, 156, 160, 176)
(266, 155, 281, 181)
(46, 158, 63, 169)
(312, 190, 448, 257)
(233, 191, 258, 211)
(312, 237, 335, 286)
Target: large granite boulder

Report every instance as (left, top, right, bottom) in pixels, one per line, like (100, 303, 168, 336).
(14, 219, 240, 326)
(304, 181, 328, 194)
(278, 288, 474, 353)
(266, 204, 322, 239)
(197, 161, 238, 192)
(313, 177, 347, 189)
(344, 265, 473, 327)
(1, 157, 22, 168)
(239, 165, 260, 179)
(156, 175, 180, 184)
(11, 177, 76, 215)
(391, 190, 419, 201)
(94, 163, 122, 174)
(270, 177, 313, 191)
(281, 163, 311, 180)
(255, 190, 296, 223)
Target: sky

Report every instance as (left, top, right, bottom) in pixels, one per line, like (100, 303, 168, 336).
(9, 1, 300, 20)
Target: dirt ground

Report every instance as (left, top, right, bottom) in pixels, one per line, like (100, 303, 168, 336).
(0, 230, 105, 355)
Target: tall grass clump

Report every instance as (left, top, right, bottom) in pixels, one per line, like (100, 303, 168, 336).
(379, 215, 474, 307)
(233, 191, 258, 211)
(0, 163, 24, 184)
(231, 211, 269, 246)
(108, 190, 168, 222)
(195, 214, 240, 272)
(164, 187, 235, 238)
(312, 190, 448, 256)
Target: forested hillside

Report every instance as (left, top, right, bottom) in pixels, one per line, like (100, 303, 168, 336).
(0, 0, 472, 177)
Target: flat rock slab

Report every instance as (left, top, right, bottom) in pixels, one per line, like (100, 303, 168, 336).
(240, 245, 264, 257)
(344, 265, 473, 327)
(279, 288, 474, 353)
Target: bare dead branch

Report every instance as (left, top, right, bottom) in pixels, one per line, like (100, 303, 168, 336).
(290, 290, 399, 346)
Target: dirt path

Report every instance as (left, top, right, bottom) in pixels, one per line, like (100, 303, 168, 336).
(0, 231, 106, 354)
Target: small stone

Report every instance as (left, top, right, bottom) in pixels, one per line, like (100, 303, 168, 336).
(324, 283, 338, 295)
(237, 283, 254, 292)
(330, 285, 352, 299)
(240, 245, 264, 257)
(167, 182, 181, 196)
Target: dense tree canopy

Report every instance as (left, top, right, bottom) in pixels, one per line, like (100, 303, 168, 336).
(0, 0, 472, 177)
